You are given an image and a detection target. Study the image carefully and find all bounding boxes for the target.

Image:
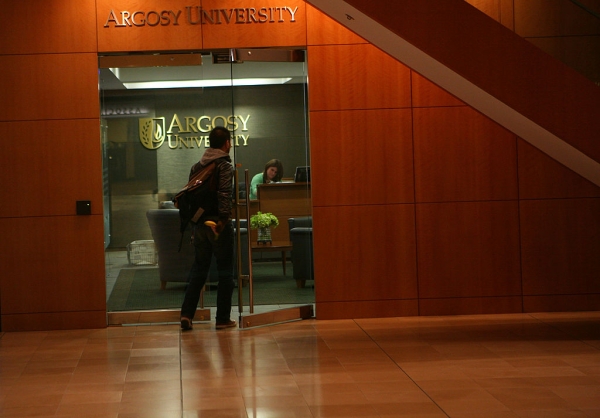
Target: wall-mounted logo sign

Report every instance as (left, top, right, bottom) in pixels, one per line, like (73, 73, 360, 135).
(139, 114, 251, 150)
(104, 6, 299, 28)
(139, 117, 166, 150)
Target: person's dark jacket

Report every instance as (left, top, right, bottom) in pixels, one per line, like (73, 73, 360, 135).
(189, 148, 233, 224)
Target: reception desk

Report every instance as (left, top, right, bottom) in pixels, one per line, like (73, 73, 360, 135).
(257, 182, 311, 242)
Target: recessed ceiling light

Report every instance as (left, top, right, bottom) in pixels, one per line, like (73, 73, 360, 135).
(123, 78, 292, 89)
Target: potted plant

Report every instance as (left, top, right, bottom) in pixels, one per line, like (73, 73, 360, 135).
(250, 212, 279, 244)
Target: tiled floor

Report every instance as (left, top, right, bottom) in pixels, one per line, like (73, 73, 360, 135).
(1, 312, 599, 417)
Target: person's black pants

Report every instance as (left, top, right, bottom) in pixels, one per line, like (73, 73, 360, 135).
(181, 222, 234, 322)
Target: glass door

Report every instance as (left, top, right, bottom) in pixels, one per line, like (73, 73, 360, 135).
(99, 50, 313, 327)
(229, 48, 313, 328)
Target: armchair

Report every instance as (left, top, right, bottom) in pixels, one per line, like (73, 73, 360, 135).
(288, 217, 313, 288)
(146, 209, 193, 289)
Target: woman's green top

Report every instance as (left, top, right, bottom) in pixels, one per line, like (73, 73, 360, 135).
(249, 172, 264, 200)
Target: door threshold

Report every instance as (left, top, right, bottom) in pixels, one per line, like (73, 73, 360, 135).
(239, 305, 314, 329)
(107, 308, 211, 326)
(108, 305, 315, 328)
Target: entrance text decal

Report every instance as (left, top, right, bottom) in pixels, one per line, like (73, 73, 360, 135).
(104, 6, 299, 28)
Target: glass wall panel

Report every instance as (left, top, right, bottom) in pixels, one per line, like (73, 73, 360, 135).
(99, 50, 313, 323)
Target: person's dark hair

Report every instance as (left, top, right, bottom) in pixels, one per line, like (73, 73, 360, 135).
(262, 159, 284, 183)
(208, 126, 231, 149)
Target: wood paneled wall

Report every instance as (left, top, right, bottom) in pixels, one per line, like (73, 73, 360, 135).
(0, 0, 97, 55)
(306, 3, 600, 319)
(0, 0, 105, 331)
(1, 0, 598, 330)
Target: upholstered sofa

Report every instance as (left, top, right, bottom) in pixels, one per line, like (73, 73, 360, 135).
(288, 216, 313, 288)
(146, 209, 248, 290)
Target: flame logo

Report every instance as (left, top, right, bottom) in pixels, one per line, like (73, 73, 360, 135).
(154, 123, 163, 141)
(139, 117, 165, 150)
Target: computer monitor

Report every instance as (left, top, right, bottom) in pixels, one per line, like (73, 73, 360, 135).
(294, 166, 310, 183)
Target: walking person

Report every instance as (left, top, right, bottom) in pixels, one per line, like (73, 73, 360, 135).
(180, 126, 237, 330)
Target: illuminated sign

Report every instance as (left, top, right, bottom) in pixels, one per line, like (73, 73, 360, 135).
(139, 114, 251, 150)
(104, 6, 299, 28)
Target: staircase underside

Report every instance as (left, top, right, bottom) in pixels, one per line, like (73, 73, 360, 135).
(307, 0, 600, 187)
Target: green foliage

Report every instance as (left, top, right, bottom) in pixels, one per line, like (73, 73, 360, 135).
(250, 211, 279, 229)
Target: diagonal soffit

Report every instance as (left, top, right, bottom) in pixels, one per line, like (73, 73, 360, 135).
(307, 0, 600, 187)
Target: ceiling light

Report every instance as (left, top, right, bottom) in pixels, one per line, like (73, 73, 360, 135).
(123, 78, 292, 89)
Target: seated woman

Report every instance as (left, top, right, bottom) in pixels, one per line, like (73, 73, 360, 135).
(249, 159, 284, 199)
